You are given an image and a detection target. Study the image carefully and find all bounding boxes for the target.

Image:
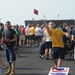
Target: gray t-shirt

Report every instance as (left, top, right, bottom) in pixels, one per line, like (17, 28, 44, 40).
(3, 28, 16, 47)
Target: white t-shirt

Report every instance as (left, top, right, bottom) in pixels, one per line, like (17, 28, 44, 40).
(35, 27, 42, 36)
(25, 26, 30, 35)
(44, 30, 52, 42)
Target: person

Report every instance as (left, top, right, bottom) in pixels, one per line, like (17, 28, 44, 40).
(42, 20, 69, 68)
(35, 24, 42, 46)
(25, 24, 30, 46)
(29, 24, 35, 47)
(2, 21, 17, 75)
(19, 26, 25, 45)
(14, 25, 20, 47)
(0, 23, 7, 68)
(62, 23, 69, 54)
(71, 27, 75, 46)
(38, 37, 46, 59)
(43, 28, 52, 60)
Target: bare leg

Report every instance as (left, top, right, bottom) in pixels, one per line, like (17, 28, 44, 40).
(10, 62, 15, 75)
(8, 62, 11, 69)
(53, 59, 58, 66)
(26, 39, 29, 45)
(32, 40, 34, 46)
(29, 40, 31, 46)
(57, 58, 62, 67)
(45, 49, 48, 58)
(5, 62, 11, 74)
(11, 62, 15, 70)
(49, 49, 52, 58)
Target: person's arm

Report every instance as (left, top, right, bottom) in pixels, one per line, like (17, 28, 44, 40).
(71, 30, 75, 41)
(42, 20, 50, 31)
(42, 20, 51, 36)
(60, 29, 70, 38)
(71, 35, 74, 40)
(10, 34, 17, 42)
(65, 33, 70, 38)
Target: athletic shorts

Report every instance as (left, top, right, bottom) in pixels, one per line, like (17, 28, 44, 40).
(45, 41, 52, 49)
(52, 47, 65, 59)
(35, 36, 42, 41)
(25, 35, 30, 40)
(4, 46, 16, 62)
(30, 35, 35, 40)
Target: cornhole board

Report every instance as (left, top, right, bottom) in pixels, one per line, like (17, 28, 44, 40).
(48, 67, 70, 75)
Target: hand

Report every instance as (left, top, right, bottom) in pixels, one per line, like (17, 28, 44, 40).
(65, 33, 70, 38)
(6, 39, 11, 42)
(1, 38, 5, 43)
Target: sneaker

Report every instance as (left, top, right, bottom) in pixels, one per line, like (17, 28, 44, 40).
(39, 55, 44, 59)
(49, 57, 53, 60)
(31, 45, 35, 47)
(26, 44, 29, 47)
(46, 57, 49, 60)
(35, 44, 38, 47)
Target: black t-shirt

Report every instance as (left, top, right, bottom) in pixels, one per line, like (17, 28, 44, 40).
(3, 28, 16, 47)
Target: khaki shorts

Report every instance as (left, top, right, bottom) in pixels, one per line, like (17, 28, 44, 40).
(20, 35, 25, 41)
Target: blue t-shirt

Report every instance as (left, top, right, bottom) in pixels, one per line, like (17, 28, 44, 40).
(3, 28, 16, 47)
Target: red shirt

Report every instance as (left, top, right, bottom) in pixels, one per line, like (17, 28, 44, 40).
(20, 27, 25, 35)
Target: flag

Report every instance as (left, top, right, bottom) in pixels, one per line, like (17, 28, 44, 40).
(34, 9, 38, 15)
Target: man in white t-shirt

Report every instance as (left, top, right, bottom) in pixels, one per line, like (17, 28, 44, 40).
(35, 24, 42, 46)
(25, 24, 30, 46)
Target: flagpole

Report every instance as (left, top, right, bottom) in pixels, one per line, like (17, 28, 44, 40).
(43, 14, 46, 20)
(57, 14, 59, 20)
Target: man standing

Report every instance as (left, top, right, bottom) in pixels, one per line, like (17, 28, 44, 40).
(19, 26, 25, 45)
(25, 24, 30, 46)
(29, 24, 35, 47)
(43, 20, 69, 68)
(35, 24, 42, 46)
(2, 21, 17, 75)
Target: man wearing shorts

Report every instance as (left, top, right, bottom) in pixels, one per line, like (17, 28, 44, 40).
(43, 20, 69, 68)
(19, 26, 25, 45)
(25, 24, 30, 46)
(2, 21, 17, 75)
(29, 24, 35, 47)
(35, 24, 42, 46)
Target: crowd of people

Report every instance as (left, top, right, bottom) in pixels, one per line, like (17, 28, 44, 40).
(0, 21, 75, 74)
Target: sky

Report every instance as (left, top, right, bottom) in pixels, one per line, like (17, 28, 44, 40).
(0, 0, 75, 26)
